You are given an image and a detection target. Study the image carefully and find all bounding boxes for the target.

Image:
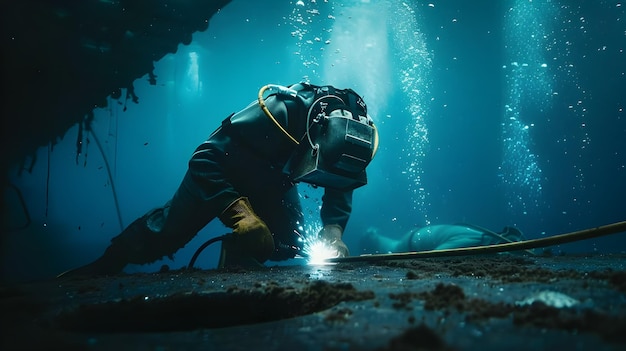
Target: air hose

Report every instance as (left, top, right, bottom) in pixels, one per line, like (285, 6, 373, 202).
(326, 220, 626, 264)
(257, 84, 300, 145)
(188, 234, 229, 269)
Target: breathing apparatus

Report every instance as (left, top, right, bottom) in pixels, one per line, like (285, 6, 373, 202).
(258, 83, 379, 190)
(257, 84, 300, 145)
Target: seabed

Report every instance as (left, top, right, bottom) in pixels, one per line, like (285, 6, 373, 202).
(2, 254, 625, 350)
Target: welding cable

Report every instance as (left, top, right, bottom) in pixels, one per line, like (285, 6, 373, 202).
(188, 234, 229, 269)
(5, 184, 32, 231)
(327, 220, 626, 264)
(88, 127, 123, 231)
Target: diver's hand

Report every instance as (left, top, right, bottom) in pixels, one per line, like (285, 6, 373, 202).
(219, 197, 275, 263)
(318, 224, 350, 258)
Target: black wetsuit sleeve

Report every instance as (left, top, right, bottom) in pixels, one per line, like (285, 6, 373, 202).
(187, 138, 241, 212)
(320, 188, 353, 230)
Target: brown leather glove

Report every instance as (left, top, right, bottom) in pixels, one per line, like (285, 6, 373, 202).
(318, 224, 350, 258)
(218, 197, 275, 265)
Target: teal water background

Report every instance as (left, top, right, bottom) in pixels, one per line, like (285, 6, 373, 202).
(4, 0, 625, 282)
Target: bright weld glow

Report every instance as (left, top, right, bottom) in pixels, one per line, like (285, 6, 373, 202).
(303, 237, 338, 265)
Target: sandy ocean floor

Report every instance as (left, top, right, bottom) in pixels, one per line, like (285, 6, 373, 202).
(2, 254, 625, 350)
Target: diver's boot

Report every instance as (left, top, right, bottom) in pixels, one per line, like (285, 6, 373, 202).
(57, 246, 128, 278)
(57, 214, 159, 278)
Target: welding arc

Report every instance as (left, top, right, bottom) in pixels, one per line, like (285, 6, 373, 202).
(327, 220, 626, 264)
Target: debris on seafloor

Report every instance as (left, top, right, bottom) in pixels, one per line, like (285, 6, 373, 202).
(377, 324, 455, 351)
(515, 290, 580, 308)
(3, 255, 626, 350)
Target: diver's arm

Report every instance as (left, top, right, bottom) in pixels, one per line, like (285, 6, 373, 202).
(318, 187, 352, 257)
(188, 139, 242, 211)
(320, 187, 353, 230)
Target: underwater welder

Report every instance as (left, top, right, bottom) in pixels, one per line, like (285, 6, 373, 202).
(61, 82, 379, 276)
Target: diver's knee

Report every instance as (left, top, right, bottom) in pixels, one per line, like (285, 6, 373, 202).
(111, 212, 197, 265)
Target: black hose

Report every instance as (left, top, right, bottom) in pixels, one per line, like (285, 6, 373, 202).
(88, 127, 124, 231)
(188, 234, 228, 269)
(4, 184, 32, 231)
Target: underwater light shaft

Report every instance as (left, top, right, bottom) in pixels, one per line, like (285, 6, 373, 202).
(500, 0, 556, 215)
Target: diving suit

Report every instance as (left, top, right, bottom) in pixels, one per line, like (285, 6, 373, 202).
(62, 82, 378, 276)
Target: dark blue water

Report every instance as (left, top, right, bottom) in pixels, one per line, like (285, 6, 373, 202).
(3, 0, 625, 282)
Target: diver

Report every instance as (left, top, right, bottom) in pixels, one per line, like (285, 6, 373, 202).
(62, 82, 379, 276)
(360, 224, 530, 254)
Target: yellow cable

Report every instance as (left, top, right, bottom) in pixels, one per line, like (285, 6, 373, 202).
(258, 85, 299, 145)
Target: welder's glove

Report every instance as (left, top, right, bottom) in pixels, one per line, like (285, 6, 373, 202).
(218, 197, 275, 266)
(318, 224, 350, 258)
